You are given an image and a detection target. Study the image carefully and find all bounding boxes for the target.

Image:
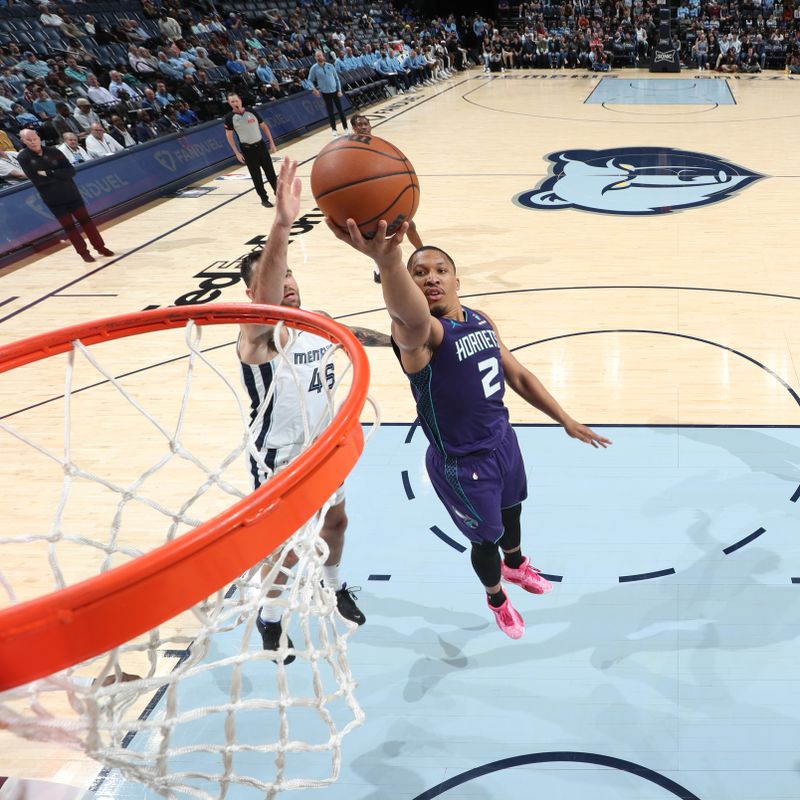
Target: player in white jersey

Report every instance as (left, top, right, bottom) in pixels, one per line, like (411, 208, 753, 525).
(238, 158, 388, 663)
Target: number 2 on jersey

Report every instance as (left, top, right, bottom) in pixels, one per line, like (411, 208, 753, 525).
(477, 357, 501, 398)
(308, 363, 335, 393)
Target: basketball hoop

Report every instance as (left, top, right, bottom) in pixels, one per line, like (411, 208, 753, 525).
(0, 304, 373, 797)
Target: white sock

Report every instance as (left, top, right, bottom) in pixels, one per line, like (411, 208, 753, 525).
(322, 564, 341, 590)
(259, 604, 282, 624)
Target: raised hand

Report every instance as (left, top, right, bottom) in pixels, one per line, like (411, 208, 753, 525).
(274, 157, 301, 227)
(325, 217, 409, 270)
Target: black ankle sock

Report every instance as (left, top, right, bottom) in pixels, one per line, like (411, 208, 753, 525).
(487, 589, 506, 608)
(503, 550, 524, 569)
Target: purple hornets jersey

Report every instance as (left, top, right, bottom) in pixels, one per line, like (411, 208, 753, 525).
(392, 306, 511, 457)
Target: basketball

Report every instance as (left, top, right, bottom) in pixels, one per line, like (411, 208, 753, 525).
(310, 134, 420, 239)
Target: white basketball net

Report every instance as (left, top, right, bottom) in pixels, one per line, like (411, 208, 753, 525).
(0, 317, 373, 799)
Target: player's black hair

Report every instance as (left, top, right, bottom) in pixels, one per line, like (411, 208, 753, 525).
(350, 113, 369, 128)
(407, 246, 457, 274)
(239, 250, 261, 287)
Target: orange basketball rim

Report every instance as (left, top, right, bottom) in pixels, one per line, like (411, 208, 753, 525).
(0, 304, 370, 691)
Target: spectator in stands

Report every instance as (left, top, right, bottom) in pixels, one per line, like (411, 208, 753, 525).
(32, 88, 57, 121)
(225, 51, 248, 77)
(157, 51, 185, 82)
(108, 71, 141, 101)
(82, 15, 97, 37)
(256, 57, 279, 88)
(693, 34, 709, 70)
(179, 74, 205, 105)
(59, 13, 83, 41)
(16, 52, 51, 80)
(85, 122, 124, 159)
(739, 46, 762, 72)
(719, 48, 739, 72)
(72, 98, 102, 133)
(175, 100, 199, 127)
(13, 103, 40, 129)
(159, 12, 182, 41)
(168, 43, 196, 75)
(193, 48, 215, 71)
(0, 148, 25, 185)
(309, 50, 348, 135)
(92, 19, 119, 46)
(0, 85, 16, 113)
(754, 35, 767, 70)
(57, 131, 89, 164)
(135, 110, 160, 141)
(155, 82, 176, 108)
(85, 75, 117, 108)
(17, 127, 113, 262)
(141, 87, 164, 114)
(39, 4, 63, 29)
(0, 106, 22, 140)
(64, 56, 91, 84)
(108, 114, 137, 148)
(130, 48, 158, 77)
(159, 105, 185, 134)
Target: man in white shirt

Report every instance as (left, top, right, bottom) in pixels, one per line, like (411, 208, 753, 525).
(0, 149, 26, 184)
(86, 75, 117, 107)
(72, 98, 102, 133)
(57, 132, 90, 164)
(39, 4, 64, 28)
(85, 123, 124, 159)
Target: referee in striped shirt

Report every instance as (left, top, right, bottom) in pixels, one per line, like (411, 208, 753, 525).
(224, 92, 277, 207)
(308, 50, 348, 135)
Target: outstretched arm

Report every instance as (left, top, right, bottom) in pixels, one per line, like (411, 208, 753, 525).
(481, 311, 612, 449)
(325, 218, 438, 354)
(239, 158, 300, 354)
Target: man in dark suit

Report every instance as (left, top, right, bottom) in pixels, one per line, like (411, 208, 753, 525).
(134, 110, 160, 142)
(17, 128, 114, 263)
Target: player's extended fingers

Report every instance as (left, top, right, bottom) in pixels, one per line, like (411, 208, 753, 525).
(391, 220, 410, 245)
(324, 217, 351, 241)
(347, 218, 370, 248)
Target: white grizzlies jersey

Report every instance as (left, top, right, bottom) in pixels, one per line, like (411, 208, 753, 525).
(239, 327, 335, 489)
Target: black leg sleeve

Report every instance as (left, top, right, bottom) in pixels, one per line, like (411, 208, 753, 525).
(498, 503, 522, 553)
(470, 540, 501, 588)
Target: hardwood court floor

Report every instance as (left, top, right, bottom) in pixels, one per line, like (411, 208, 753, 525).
(0, 69, 799, 797)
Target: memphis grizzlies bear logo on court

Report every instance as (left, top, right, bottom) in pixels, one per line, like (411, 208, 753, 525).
(514, 147, 762, 216)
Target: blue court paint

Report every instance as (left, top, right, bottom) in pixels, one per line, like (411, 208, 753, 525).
(93, 425, 800, 800)
(585, 78, 735, 105)
(369, 575, 391, 581)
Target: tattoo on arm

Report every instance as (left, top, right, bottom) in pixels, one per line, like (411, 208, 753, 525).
(349, 326, 391, 347)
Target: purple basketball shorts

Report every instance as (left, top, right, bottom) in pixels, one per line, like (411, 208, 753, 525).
(425, 424, 527, 544)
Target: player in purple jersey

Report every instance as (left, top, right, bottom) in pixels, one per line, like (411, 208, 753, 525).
(327, 218, 612, 639)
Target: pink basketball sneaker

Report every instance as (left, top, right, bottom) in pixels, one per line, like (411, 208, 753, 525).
(501, 557, 553, 595)
(487, 595, 525, 639)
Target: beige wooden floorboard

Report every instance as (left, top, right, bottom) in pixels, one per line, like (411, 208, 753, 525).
(1, 69, 799, 788)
